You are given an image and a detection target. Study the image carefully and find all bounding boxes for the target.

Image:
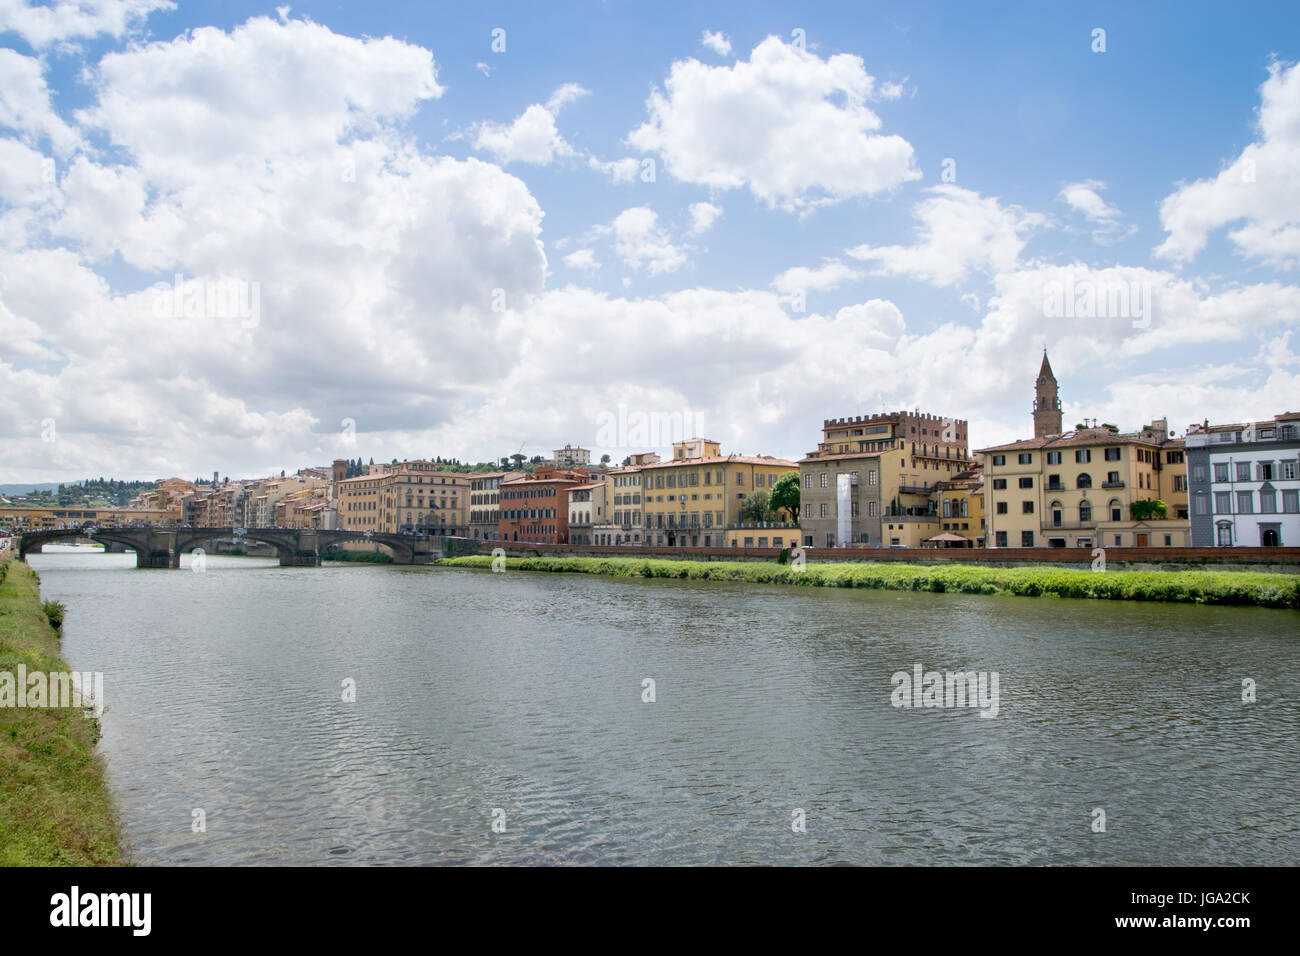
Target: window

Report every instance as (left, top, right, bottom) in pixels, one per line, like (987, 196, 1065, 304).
(996, 501, 1008, 514)
(1236, 462, 1251, 482)
(1106, 471, 1120, 485)
(1236, 490, 1254, 514)
(1022, 501, 1034, 514)
(1018, 453, 1033, 465)
(819, 503, 829, 518)
(1215, 491, 1232, 514)
(868, 470, 878, 485)
(1258, 462, 1275, 481)
(1213, 463, 1229, 482)
(1021, 531, 1034, 547)
(1077, 473, 1092, 489)
(1104, 447, 1121, 461)
(1280, 461, 1296, 480)
(1019, 477, 1033, 489)
(1110, 500, 1122, 522)
(804, 473, 812, 489)
(995, 531, 1008, 547)
(1047, 474, 1062, 490)
(1047, 452, 1062, 465)
(1079, 502, 1092, 522)
(992, 455, 1006, 466)
(1283, 490, 1299, 513)
(993, 478, 1007, 490)
(826, 534, 835, 547)
(1076, 449, 1092, 463)
(1260, 489, 1277, 513)
(868, 501, 878, 517)
(1193, 494, 1209, 515)
(819, 473, 828, 488)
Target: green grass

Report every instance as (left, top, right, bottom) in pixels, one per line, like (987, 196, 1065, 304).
(0, 559, 124, 865)
(432, 555, 1300, 609)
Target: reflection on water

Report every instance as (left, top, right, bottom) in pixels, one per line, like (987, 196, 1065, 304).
(29, 547, 1300, 865)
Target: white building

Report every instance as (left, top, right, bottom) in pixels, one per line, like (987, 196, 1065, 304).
(1186, 412, 1300, 547)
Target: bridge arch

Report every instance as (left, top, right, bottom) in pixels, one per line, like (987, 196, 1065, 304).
(18, 528, 143, 560)
(173, 528, 300, 564)
(318, 531, 416, 563)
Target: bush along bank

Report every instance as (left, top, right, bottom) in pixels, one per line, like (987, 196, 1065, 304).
(432, 555, 1300, 610)
(0, 559, 124, 864)
(323, 550, 394, 564)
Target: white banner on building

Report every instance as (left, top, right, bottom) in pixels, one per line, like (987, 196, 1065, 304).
(836, 474, 852, 547)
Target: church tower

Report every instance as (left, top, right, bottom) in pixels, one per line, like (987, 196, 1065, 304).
(1033, 350, 1062, 438)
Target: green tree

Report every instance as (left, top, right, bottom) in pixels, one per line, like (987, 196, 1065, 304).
(1129, 498, 1167, 521)
(738, 489, 774, 523)
(769, 472, 801, 524)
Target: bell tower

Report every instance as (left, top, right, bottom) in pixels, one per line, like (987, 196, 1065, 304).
(1033, 350, 1062, 438)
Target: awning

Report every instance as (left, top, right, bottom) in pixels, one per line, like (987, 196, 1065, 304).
(926, 533, 967, 542)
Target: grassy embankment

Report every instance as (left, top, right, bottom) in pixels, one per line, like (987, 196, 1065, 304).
(0, 559, 124, 864)
(433, 555, 1300, 609)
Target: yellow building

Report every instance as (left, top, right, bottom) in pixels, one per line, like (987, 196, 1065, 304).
(799, 410, 973, 548)
(640, 438, 797, 548)
(723, 523, 800, 549)
(337, 464, 470, 535)
(980, 423, 1188, 549)
(979, 353, 1188, 549)
(931, 467, 986, 547)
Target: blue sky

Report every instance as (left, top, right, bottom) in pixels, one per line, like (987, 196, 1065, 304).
(1, 0, 1298, 480)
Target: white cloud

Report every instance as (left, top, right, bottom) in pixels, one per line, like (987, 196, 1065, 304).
(1156, 59, 1300, 268)
(687, 200, 722, 235)
(563, 248, 599, 271)
(1059, 179, 1134, 244)
(771, 259, 861, 295)
(0, 0, 174, 48)
(473, 102, 577, 165)
(700, 30, 731, 57)
(610, 206, 686, 275)
(0, 49, 81, 155)
(846, 185, 1045, 286)
(627, 35, 920, 212)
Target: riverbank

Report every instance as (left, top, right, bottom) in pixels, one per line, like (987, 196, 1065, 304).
(433, 555, 1300, 609)
(0, 559, 124, 864)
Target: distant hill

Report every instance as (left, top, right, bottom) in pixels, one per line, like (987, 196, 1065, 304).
(0, 483, 64, 496)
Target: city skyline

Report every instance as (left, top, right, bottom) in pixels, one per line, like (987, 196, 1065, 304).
(2, 1, 1299, 483)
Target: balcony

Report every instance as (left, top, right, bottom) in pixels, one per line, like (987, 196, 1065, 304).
(1102, 480, 1125, 488)
(897, 484, 932, 495)
(1040, 520, 1097, 531)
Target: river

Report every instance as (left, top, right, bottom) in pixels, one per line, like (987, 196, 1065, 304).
(27, 546, 1300, 865)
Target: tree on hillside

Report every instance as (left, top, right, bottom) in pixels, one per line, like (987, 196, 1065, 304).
(769, 472, 801, 524)
(600, 454, 611, 465)
(510, 453, 526, 469)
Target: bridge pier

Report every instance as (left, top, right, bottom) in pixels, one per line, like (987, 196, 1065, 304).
(139, 531, 179, 568)
(280, 531, 321, 567)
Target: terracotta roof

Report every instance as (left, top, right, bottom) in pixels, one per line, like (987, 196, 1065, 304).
(639, 454, 797, 470)
(976, 427, 1177, 454)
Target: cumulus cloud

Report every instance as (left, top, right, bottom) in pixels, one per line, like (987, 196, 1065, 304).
(0, 0, 174, 48)
(700, 30, 731, 56)
(610, 206, 686, 275)
(0, 49, 81, 155)
(1156, 59, 1300, 268)
(626, 36, 920, 212)
(563, 248, 599, 271)
(846, 185, 1045, 287)
(1059, 179, 1134, 244)
(687, 200, 722, 235)
(771, 259, 861, 295)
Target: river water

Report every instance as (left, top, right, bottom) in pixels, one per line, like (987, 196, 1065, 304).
(27, 547, 1300, 865)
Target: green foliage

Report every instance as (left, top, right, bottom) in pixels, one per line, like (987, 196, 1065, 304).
(41, 600, 66, 631)
(738, 490, 774, 523)
(1129, 498, 1167, 521)
(769, 471, 801, 523)
(432, 555, 1300, 609)
(324, 550, 393, 564)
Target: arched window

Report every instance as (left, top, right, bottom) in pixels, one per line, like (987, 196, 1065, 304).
(1050, 500, 1064, 527)
(1079, 500, 1092, 523)
(1077, 473, 1092, 489)
(1109, 499, 1122, 522)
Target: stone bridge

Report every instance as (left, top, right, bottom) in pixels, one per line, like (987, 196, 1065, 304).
(18, 526, 481, 568)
